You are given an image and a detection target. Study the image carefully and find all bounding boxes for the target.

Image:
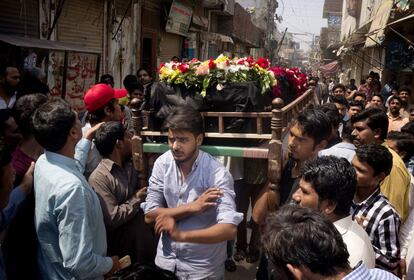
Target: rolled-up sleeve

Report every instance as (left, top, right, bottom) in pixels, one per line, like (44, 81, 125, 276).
(55, 183, 113, 279)
(213, 168, 243, 225)
(75, 138, 92, 174)
(141, 158, 167, 214)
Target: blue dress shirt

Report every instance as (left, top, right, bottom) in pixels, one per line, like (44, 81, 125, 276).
(34, 139, 113, 279)
(343, 262, 399, 280)
(142, 150, 243, 280)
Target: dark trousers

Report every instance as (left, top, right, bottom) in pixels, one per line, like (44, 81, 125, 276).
(108, 210, 158, 265)
(234, 180, 264, 252)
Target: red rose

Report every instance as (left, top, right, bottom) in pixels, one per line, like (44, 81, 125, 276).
(178, 63, 189, 73)
(237, 59, 245, 65)
(256, 57, 269, 69)
(269, 67, 286, 77)
(246, 57, 254, 65)
(208, 59, 216, 69)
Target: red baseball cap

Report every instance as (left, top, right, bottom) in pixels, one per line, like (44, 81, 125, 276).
(84, 84, 127, 112)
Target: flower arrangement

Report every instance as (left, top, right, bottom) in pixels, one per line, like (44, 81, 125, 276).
(269, 67, 308, 98)
(159, 55, 277, 97)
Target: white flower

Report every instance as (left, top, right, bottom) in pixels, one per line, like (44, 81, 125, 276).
(228, 65, 239, 73)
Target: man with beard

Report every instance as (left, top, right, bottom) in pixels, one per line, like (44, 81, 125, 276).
(399, 87, 414, 119)
(0, 109, 22, 149)
(0, 65, 20, 109)
(142, 106, 243, 280)
(388, 96, 409, 132)
(351, 107, 410, 221)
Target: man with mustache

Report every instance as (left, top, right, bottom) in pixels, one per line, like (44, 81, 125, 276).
(387, 96, 409, 132)
(351, 107, 410, 221)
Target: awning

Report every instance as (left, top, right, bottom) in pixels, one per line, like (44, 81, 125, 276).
(0, 34, 99, 53)
(319, 60, 341, 76)
(365, 0, 393, 47)
(201, 31, 234, 44)
(191, 15, 208, 29)
(387, 13, 414, 27)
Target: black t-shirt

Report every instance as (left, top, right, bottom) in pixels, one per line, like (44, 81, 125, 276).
(279, 158, 300, 205)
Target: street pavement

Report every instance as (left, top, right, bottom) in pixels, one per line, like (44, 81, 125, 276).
(225, 206, 259, 280)
(225, 258, 259, 280)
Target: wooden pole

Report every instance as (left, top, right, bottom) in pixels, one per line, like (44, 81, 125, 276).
(267, 97, 284, 211)
(130, 98, 148, 187)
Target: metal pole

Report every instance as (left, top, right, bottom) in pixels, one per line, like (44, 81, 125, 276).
(275, 27, 288, 60)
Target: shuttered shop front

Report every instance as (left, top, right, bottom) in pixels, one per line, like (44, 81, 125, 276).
(57, 0, 104, 57)
(159, 32, 181, 64)
(0, 0, 39, 37)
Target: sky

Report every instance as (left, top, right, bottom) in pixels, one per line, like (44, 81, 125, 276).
(277, 0, 328, 51)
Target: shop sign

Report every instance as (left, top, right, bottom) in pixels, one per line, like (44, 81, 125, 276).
(166, 1, 193, 37)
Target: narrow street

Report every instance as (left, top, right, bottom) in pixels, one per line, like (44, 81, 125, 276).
(0, 0, 414, 279)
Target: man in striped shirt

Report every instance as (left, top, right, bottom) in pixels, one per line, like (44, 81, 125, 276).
(351, 144, 401, 271)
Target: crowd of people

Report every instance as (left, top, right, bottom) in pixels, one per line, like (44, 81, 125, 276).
(1, 61, 414, 280)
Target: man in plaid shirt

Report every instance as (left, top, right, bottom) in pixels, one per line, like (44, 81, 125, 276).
(351, 144, 401, 271)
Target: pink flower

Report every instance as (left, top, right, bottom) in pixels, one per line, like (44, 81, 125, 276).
(195, 64, 209, 75)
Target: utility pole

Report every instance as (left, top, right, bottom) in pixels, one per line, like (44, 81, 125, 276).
(275, 27, 288, 61)
(265, 0, 278, 64)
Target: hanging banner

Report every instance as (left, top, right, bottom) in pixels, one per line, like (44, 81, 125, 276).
(340, 0, 362, 41)
(165, 1, 193, 37)
(359, 0, 382, 27)
(365, 0, 393, 47)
